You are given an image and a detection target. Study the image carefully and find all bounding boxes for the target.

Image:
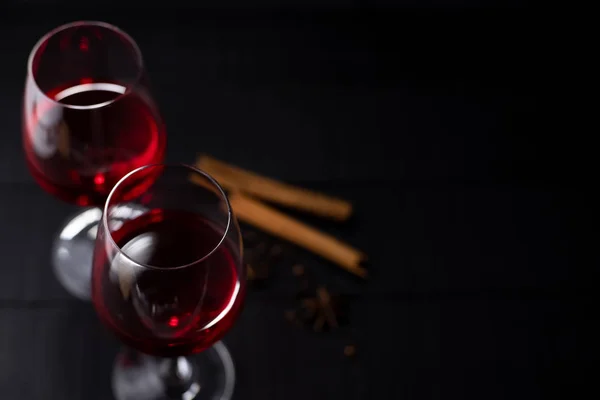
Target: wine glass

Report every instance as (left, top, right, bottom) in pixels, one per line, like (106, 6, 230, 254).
(22, 21, 166, 299)
(92, 164, 246, 400)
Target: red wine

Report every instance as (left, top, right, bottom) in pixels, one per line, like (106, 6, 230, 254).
(92, 209, 245, 357)
(23, 81, 166, 205)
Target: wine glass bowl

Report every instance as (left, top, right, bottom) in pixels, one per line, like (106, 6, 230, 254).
(92, 164, 245, 400)
(23, 21, 165, 206)
(22, 21, 166, 299)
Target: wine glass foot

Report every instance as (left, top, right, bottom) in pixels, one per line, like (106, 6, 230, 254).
(112, 342, 236, 400)
(52, 207, 102, 300)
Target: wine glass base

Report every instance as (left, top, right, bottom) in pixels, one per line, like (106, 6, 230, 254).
(52, 207, 102, 300)
(112, 342, 236, 400)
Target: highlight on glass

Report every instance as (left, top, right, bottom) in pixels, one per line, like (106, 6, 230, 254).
(92, 164, 245, 400)
(22, 21, 166, 299)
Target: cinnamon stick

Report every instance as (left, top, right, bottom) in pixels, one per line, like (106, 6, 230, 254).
(228, 193, 367, 278)
(196, 155, 352, 221)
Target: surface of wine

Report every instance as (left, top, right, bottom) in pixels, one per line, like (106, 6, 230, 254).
(92, 209, 244, 357)
(23, 81, 166, 205)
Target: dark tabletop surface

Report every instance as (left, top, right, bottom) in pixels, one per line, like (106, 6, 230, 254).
(0, 5, 591, 400)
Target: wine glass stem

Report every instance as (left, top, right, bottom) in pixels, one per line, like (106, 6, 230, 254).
(159, 356, 195, 394)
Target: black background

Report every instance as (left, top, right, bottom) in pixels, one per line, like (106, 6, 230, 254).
(0, 3, 591, 400)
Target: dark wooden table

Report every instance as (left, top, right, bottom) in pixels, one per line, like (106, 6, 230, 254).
(0, 7, 589, 400)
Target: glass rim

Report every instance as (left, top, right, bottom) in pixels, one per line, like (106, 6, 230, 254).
(102, 163, 234, 271)
(27, 20, 144, 111)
